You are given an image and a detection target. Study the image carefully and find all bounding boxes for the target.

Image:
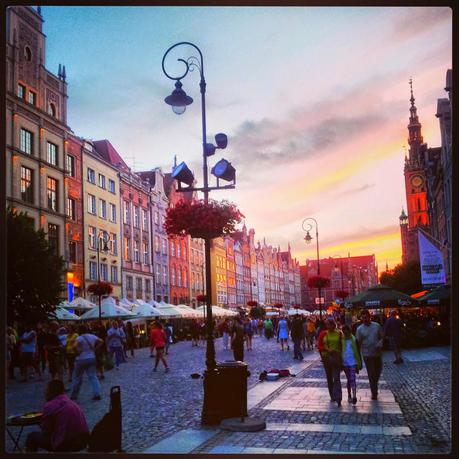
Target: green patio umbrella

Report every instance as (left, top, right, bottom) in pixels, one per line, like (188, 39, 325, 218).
(418, 284, 450, 305)
(348, 284, 419, 308)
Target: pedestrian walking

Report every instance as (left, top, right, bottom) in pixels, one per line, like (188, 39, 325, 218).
(150, 322, 169, 372)
(65, 325, 79, 383)
(341, 324, 362, 405)
(384, 310, 404, 364)
(190, 319, 200, 347)
(106, 321, 125, 370)
(264, 317, 274, 339)
(277, 316, 290, 351)
(70, 324, 103, 401)
(218, 318, 230, 350)
(291, 314, 304, 360)
(251, 317, 259, 337)
(322, 318, 343, 406)
(7, 327, 18, 379)
(306, 318, 316, 351)
(36, 323, 48, 374)
(44, 321, 65, 381)
(244, 317, 254, 350)
(356, 310, 384, 400)
(199, 321, 207, 346)
(231, 317, 245, 362)
(164, 321, 173, 355)
(94, 322, 107, 379)
(125, 321, 136, 358)
(19, 324, 42, 382)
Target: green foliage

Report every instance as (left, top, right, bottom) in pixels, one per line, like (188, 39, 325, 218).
(249, 306, 265, 319)
(7, 208, 65, 325)
(379, 260, 422, 295)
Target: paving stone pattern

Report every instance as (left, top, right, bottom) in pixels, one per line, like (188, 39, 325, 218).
(5, 333, 307, 452)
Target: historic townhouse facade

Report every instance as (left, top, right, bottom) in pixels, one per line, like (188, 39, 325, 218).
(248, 229, 259, 304)
(256, 243, 266, 305)
(82, 141, 122, 300)
(225, 236, 237, 308)
(241, 227, 252, 306)
(137, 168, 170, 303)
(234, 239, 245, 307)
(164, 175, 190, 305)
(94, 140, 154, 302)
(6, 6, 69, 297)
(189, 236, 205, 308)
(210, 237, 228, 307)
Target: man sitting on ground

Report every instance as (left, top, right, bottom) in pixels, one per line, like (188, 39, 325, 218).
(26, 379, 90, 452)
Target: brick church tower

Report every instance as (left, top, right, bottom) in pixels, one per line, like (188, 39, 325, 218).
(400, 79, 430, 264)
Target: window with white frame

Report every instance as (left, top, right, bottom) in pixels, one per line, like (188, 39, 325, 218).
(133, 206, 140, 228)
(171, 241, 175, 257)
(126, 275, 133, 290)
(108, 179, 116, 193)
(20, 128, 33, 154)
(177, 242, 181, 258)
(155, 235, 160, 252)
(67, 198, 76, 220)
(88, 226, 96, 249)
(109, 203, 116, 222)
(89, 261, 97, 280)
(163, 266, 167, 285)
(124, 236, 130, 261)
(178, 269, 182, 287)
(66, 155, 75, 177)
(28, 90, 36, 106)
(172, 267, 176, 286)
(143, 242, 149, 264)
(154, 211, 159, 225)
(47, 142, 58, 166)
(183, 269, 187, 288)
(99, 199, 107, 219)
(145, 279, 151, 293)
(143, 209, 148, 230)
(124, 201, 130, 224)
(46, 177, 58, 211)
(111, 265, 118, 283)
(162, 238, 167, 255)
(134, 240, 140, 262)
(110, 233, 117, 255)
(98, 174, 106, 189)
(87, 194, 96, 214)
(17, 83, 26, 99)
(87, 168, 95, 184)
(156, 263, 161, 278)
(100, 263, 108, 281)
(136, 277, 142, 293)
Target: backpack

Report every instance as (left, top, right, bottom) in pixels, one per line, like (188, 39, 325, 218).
(88, 386, 122, 452)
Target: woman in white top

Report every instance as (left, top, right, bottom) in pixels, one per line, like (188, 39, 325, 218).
(70, 325, 103, 401)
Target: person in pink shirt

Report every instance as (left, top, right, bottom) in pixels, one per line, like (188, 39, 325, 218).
(26, 379, 89, 452)
(150, 321, 169, 373)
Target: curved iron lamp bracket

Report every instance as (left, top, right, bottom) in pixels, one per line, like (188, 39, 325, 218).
(162, 41, 204, 82)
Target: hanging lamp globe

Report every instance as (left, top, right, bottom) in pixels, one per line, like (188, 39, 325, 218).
(165, 80, 193, 115)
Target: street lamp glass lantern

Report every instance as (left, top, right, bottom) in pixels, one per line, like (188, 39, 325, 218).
(164, 80, 193, 115)
(304, 230, 313, 244)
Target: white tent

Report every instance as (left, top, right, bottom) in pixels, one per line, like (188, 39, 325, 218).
(176, 304, 202, 318)
(134, 299, 148, 306)
(135, 303, 162, 318)
(266, 311, 279, 316)
(152, 302, 184, 319)
(287, 308, 311, 316)
(196, 305, 238, 318)
(49, 307, 80, 321)
(119, 298, 137, 311)
(70, 297, 95, 310)
(79, 297, 133, 320)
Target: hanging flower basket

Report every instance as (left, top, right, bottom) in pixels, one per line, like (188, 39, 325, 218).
(307, 276, 330, 289)
(87, 281, 113, 297)
(247, 300, 258, 307)
(196, 294, 207, 302)
(335, 290, 349, 300)
(165, 199, 244, 240)
(273, 303, 283, 308)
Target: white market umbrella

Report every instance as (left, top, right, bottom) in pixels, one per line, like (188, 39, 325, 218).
(134, 298, 148, 306)
(135, 303, 162, 318)
(70, 297, 95, 310)
(152, 302, 184, 319)
(196, 305, 238, 318)
(266, 311, 279, 316)
(79, 296, 133, 320)
(119, 298, 136, 311)
(49, 307, 80, 321)
(176, 304, 202, 318)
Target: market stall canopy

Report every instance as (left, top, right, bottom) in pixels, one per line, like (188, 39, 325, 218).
(176, 304, 202, 318)
(152, 303, 184, 319)
(265, 311, 279, 316)
(119, 298, 137, 311)
(196, 305, 238, 317)
(78, 297, 133, 320)
(134, 299, 148, 306)
(135, 303, 162, 318)
(49, 307, 80, 321)
(348, 284, 419, 308)
(417, 284, 450, 305)
(70, 297, 96, 310)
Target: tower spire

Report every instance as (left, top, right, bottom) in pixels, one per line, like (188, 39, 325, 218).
(407, 77, 423, 148)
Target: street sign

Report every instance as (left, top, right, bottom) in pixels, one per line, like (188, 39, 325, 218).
(315, 297, 325, 304)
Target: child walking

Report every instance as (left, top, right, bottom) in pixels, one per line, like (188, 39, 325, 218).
(341, 324, 362, 405)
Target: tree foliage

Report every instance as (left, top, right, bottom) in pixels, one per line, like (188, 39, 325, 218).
(379, 260, 422, 295)
(250, 306, 265, 319)
(7, 208, 65, 325)
(87, 281, 113, 296)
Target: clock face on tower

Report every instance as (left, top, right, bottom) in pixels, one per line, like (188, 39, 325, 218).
(410, 175, 424, 188)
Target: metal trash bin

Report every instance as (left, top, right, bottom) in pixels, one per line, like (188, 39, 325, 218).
(217, 361, 249, 420)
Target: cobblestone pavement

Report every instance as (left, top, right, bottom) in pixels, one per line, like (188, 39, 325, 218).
(191, 345, 451, 454)
(5, 333, 305, 452)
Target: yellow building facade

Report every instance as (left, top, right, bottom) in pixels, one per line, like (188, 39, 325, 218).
(82, 141, 122, 300)
(210, 237, 227, 307)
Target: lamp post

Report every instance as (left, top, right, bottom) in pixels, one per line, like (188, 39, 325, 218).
(302, 218, 322, 319)
(162, 42, 236, 425)
(96, 232, 110, 320)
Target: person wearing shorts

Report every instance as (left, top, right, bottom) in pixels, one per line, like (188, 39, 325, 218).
(150, 322, 169, 372)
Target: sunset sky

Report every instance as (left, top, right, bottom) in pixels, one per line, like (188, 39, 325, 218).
(40, 6, 452, 270)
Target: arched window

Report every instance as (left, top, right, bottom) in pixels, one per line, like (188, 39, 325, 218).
(24, 46, 32, 61)
(48, 103, 56, 117)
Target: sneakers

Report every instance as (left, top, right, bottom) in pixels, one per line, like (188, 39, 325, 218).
(352, 397, 357, 405)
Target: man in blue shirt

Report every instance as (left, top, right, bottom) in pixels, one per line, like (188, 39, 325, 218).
(383, 310, 404, 364)
(20, 324, 42, 382)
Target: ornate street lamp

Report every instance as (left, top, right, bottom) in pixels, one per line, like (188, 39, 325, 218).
(162, 42, 238, 426)
(96, 232, 110, 320)
(302, 218, 323, 319)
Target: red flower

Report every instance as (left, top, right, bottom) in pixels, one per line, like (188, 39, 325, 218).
(307, 276, 330, 289)
(165, 199, 244, 239)
(87, 281, 113, 296)
(247, 300, 258, 307)
(196, 294, 207, 302)
(273, 303, 283, 308)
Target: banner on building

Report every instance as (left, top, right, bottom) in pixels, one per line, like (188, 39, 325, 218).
(418, 230, 446, 286)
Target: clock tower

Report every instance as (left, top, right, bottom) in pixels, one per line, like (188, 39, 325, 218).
(404, 79, 430, 229)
